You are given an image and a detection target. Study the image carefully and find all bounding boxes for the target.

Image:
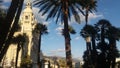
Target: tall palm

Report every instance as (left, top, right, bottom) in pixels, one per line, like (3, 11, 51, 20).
(0, 9, 7, 35)
(0, 8, 7, 42)
(11, 34, 26, 68)
(80, 25, 97, 68)
(33, 23, 48, 68)
(95, 19, 112, 67)
(78, 0, 97, 24)
(106, 26, 120, 68)
(81, 25, 97, 53)
(0, 0, 24, 62)
(95, 19, 112, 52)
(34, 0, 97, 67)
(0, 0, 20, 50)
(95, 19, 120, 68)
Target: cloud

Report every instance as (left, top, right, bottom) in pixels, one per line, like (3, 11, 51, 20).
(88, 13, 103, 20)
(75, 36, 80, 40)
(50, 48, 65, 53)
(56, 26, 63, 32)
(55, 26, 63, 35)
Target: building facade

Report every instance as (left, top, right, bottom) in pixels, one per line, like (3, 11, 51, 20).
(1, 0, 41, 68)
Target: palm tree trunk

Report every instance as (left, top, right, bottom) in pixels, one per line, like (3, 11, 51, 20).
(62, 0, 72, 67)
(109, 38, 116, 68)
(38, 33, 41, 68)
(64, 24, 72, 68)
(91, 35, 97, 67)
(0, 0, 24, 62)
(15, 43, 20, 68)
(0, 0, 19, 51)
(91, 36, 96, 51)
(101, 25, 105, 44)
(85, 7, 89, 25)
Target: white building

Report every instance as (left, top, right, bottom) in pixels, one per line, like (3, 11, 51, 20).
(1, 0, 43, 68)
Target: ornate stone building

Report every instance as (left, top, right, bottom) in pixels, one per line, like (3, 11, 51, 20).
(1, 0, 42, 68)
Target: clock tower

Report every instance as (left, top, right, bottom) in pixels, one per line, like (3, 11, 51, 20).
(20, 0, 39, 68)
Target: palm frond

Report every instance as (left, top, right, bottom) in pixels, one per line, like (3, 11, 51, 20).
(68, 26, 76, 34)
(38, 1, 51, 12)
(33, 0, 48, 7)
(40, 3, 53, 16)
(56, 6, 62, 23)
(45, 5, 56, 20)
(34, 23, 48, 35)
(70, 4, 80, 23)
(68, 8, 71, 22)
(51, 6, 60, 18)
(34, 0, 97, 24)
(74, 4, 85, 16)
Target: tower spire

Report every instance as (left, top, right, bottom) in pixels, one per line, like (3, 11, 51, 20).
(26, 0, 31, 8)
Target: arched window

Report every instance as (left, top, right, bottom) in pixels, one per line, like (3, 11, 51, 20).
(25, 16, 29, 19)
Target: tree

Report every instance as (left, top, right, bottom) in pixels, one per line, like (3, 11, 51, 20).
(0, 9, 7, 38)
(95, 19, 111, 68)
(62, 25, 76, 35)
(105, 25, 120, 68)
(0, 8, 7, 40)
(34, 0, 97, 67)
(95, 19, 120, 68)
(80, 25, 97, 68)
(33, 23, 48, 68)
(58, 59, 66, 68)
(10, 34, 26, 68)
(81, 19, 120, 68)
(0, 0, 24, 62)
(21, 55, 32, 68)
(78, 0, 97, 24)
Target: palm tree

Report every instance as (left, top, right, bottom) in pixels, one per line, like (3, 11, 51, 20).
(0, 8, 7, 44)
(0, 0, 20, 50)
(33, 23, 48, 68)
(106, 26, 120, 68)
(95, 19, 120, 68)
(80, 25, 98, 68)
(59, 59, 66, 68)
(78, 0, 97, 24)
(11, 34, 26, 68)
(0, 0, 24, 62)
(62, 25, 76, 35)
(34, 0, 97, 67)
(95, 19, 112, 68)
(0, 8, 7, 36)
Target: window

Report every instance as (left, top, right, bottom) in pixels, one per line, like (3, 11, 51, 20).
(25, 16, 29, 19)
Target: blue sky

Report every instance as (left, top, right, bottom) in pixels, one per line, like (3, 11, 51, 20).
(2, 0, 120, 59)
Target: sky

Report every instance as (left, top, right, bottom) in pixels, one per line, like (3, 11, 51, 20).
(1, 0, 120, 60)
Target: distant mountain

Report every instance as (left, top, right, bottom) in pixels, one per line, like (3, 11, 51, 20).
(44, 55, 81, 63)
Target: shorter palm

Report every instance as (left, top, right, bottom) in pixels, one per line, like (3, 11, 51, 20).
(33, 23, 48, 68)
(62, 25, 76, 35)
(11, 34, 26, 68)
